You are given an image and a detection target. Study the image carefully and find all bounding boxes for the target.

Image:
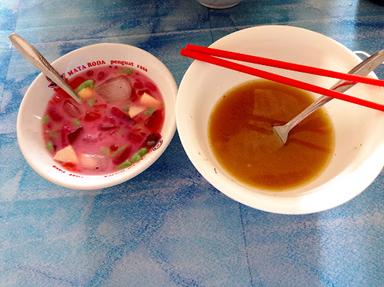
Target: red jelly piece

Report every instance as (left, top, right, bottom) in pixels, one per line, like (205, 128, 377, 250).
(84, 111, 101, 121)
(145, 81, 157, 92)
(60, 124, 73, 146)
(68, 127, 83, 144)
(97, 71, 105, 81)
(82, 134, 99, 143)
(145, 110, 163, 132)
(94, 103, 107, 110)
(136, 89, 145, 96)
(127, 132, 145, 145)
(52, 88, 69, 103)
(48, 108, 63, 122)
(145, 133, 161, 147)
(63, 162, 77, 171)
(99, 123, 115, 130)
(110, 107, 132, 122)
(130, 89, 140, 102)
(133, 80, 144, 90)
(110, 144, 118, 152)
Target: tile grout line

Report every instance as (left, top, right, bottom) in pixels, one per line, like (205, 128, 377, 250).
(208, 7, 214, 43)
(239, 203, 255, 287)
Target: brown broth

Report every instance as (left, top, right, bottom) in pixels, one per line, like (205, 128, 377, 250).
(208, 80, 335, 191)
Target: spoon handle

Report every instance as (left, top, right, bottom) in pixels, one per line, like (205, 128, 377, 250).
(9, 33, 81, 103)
(284, 50, 384, 132)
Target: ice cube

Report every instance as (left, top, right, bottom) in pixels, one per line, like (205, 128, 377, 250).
(79, 153, 108, 171)
(95, 76, 132, 104)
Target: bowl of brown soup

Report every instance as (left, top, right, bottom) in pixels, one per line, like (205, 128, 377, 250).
(176, 25, 384, 214)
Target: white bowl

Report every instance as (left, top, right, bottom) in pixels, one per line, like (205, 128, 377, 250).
(17, 43, 177, 190)
(176, 25, 384, 214)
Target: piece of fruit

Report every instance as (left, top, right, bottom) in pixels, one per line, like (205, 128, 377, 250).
(54, 145, 79, 164)
(75, 79, 94, 93)
(78, 87, 95, 100)
(128, 105, 146, 118)
(139, 92, 161, 108)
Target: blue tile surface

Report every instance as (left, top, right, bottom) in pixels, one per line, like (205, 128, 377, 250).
(15, 0, 209, 43)
(1, 0, 384, 286)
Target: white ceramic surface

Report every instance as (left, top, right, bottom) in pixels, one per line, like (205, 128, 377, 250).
(17, 43, 177, 190)
(176, 25, 384, 214)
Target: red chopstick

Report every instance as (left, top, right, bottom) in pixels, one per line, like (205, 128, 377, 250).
(185, 44, 384, 87)
(180, 47, 384, 112)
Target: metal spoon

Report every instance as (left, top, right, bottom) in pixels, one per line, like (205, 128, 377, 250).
(8, 33, 81, 103)
(273, 49, 384, 144)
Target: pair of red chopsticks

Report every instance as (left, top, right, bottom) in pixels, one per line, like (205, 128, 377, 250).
(180, 44, 384, 112)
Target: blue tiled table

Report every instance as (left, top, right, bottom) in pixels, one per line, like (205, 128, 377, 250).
(1, 1, 383, 286)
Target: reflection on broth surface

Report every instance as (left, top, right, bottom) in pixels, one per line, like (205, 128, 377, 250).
(208, 80, 335, 190)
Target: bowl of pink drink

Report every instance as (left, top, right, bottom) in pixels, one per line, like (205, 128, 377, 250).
(17, 43, 177, 190)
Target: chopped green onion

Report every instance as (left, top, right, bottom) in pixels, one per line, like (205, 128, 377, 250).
(122, 105, 129, 112)
(72, 118, 81, 127)
(129, 147, 148, 163)
(48, 130, 58, 139)
(111, 144, 128, 158)
(42, 114, 50, 124)
(130, 153, 141, 163)
(137, 147, 148, 156)
(117, 160, 132, 170)
(87, 98, 95, 107)
(120, 67, 134, 75)
(144, 107, 156, 116)
(100, 146, 110, 156)
(46, 141, 54, 152)
(75, 79, 94, 93)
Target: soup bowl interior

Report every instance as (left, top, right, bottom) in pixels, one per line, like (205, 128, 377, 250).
(17, 43, 177, 190)
(176, 25, 384, 214)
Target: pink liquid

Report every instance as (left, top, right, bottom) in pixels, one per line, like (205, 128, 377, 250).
(43, 65, 164, 174)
